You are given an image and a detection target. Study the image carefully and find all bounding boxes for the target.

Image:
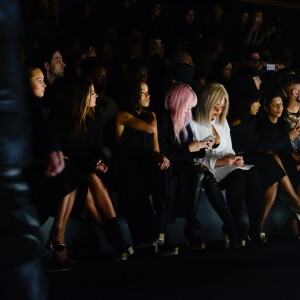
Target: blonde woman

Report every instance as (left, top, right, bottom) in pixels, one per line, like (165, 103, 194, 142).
(191, 82, 261, 244)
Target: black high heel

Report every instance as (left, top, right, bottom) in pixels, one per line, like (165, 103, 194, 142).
(153, 233, 165, 253)
(153, 233, 179, 256)
(290, 205, 300, 221)
(115, 244, 134, 262)
(104, 218, 134, 261)
(185, 236, 206, 250)
(223, 234, 246, 249)
(45, 240, 73, 272)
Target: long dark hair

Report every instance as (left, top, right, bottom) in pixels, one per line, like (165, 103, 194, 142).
(120, 79, 144, 114)
(62, 76, 95, 140)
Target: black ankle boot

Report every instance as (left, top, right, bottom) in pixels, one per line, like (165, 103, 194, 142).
(103, 218, 134, 261)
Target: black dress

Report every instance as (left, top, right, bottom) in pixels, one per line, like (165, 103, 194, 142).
(112, 111, 157, 245)
(27, 97, 87, 223)
(51, 112, 110, 219)
(231, 120, 286, 190)
(256, 114, 300, 190)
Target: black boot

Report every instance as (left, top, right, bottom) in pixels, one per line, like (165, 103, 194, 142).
(103, 218, 134, 261)
(203, 171, 244, 249)
(184, 167, 206, 250)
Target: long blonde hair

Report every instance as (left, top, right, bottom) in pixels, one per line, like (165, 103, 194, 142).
(194, 82, 229, 127)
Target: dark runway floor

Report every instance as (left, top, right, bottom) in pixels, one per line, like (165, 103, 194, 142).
(45, 237, 300, 300)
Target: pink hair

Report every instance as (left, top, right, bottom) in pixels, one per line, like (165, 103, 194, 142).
(165, 82, 197, 143)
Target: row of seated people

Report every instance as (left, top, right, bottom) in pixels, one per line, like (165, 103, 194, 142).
(26, 48, 300, 269)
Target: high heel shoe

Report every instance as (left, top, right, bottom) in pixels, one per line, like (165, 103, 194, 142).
(153, 233, 165, 253)
(223, 234, 246, 249)
(185, 236, 206, 250)
(154, 242, 179, 256)
(290, 206, 300, 222)
(153, 233, 179, 256)
(259, 232, 268, 243)
(46, 240, 66, 253)
(103, 218, 134, 262)
(115, 244, 134, 262)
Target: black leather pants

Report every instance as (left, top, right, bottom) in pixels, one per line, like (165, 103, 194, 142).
(203, 170, 240, 241)
(0, 167, 47, 300)
(184, 166, 240, 241)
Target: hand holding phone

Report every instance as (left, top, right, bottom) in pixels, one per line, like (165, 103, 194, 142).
(201, 135, 216, 142)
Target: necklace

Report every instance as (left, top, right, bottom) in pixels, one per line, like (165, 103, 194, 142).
(286, 109, 300, 123)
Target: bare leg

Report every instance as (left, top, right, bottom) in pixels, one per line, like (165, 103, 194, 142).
(280, 175, 300, 209)
(51, 189, 77, 242)
(259, 182, 278, 232)
(273, 154, 300, 208)
(49, 189, 77, 262)
(87, 173, 116, 220)
(83, 173, 132, 259)
(83, 188, 104, 227)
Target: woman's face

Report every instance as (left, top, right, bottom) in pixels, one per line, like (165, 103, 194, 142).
(30, 68, 46, 98)
(222, 63, 233, 81)
(211, 97, 226, 120)
(183, 102, 195, 121)
(140, 82, 150, 108)
(87, 84, 97, 107)
(250, 100, 261, 115)
(266, 97, 283, 119)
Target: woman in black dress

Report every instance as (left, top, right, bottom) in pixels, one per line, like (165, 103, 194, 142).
(28, 65, 80, 265)
(53, 76, 133, 261)
(114, 80, 174, 254)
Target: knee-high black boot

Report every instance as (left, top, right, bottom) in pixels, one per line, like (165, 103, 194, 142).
(103, 217, 134, 261)
(203, 171, 243, 247)
(184, 167, 206, 250)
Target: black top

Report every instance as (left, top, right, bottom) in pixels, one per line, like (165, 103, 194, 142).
(54, 111, 104, 174)
(157, 111, 205, 164)
(231, 118, 287, 189)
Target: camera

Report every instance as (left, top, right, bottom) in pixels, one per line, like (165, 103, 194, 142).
(266, 64, 276, 71)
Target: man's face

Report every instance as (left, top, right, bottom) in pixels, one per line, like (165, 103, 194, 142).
(247, 52, 261, 70)
(47, 51, 66, 78)
(291, 83, 300, 104)
(91, 66, 107, 92)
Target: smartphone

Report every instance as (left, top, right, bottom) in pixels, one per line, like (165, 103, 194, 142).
(266, 64, 276, 71)
(201, 135, 216, 142)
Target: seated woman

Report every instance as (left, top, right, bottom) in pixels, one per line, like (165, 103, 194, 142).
(254, 89, 300, 238)
(229, 87, 300, 241)
(28, 65, 79, 265)
(191, 82, 262, 244)
(114, 80, 176, 255)
(51, 76, 133, 261)
(158, 82, 243, 249)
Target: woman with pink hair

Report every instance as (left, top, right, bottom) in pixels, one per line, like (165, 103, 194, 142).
(158, 82, 243, 249)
